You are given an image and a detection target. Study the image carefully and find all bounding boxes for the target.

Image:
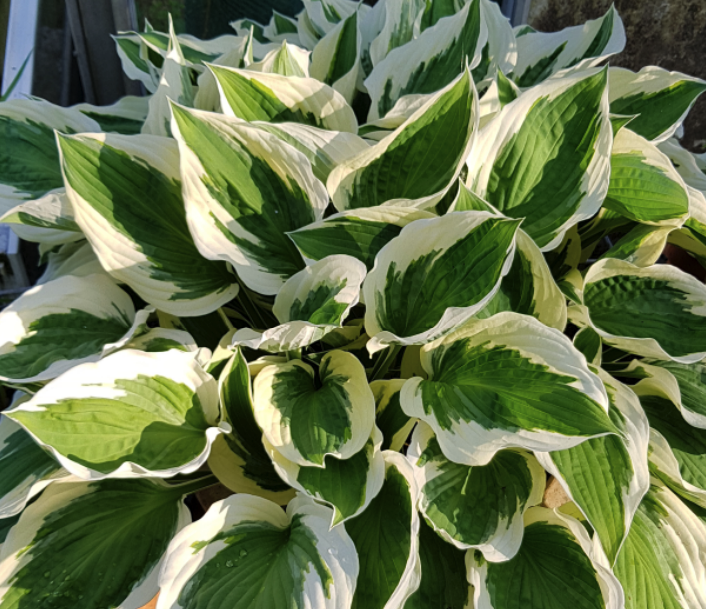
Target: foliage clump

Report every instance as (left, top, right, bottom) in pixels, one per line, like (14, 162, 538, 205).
(0, 1, 706, 608)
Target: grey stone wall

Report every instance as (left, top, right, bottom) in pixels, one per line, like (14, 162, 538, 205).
(528, 0, 706, 151)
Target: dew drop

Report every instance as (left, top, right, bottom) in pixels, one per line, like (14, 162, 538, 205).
(225, 560, 234, 568)
(239, 550, 248, 558)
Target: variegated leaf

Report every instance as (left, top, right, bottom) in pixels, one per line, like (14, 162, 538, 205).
(194, 34, 253, 112)
(614, 479, 706, 609)
(249, 40, 311, 77)
(582, 258, 706, 363)
(0, 479, 192, 609)
(208, 348, 295, 505)
(302, 0, 363, 40)
(609, 66, 706, 143)
(363, 211, 519, 352)
(232, 255, 366, 353)
(133, 29, 239, 70)
(367, 0, 425, 69)
(599, 223, 674, 267)
(659, 138, 706, 192)
(371, 378, 415, 452)
(6, 349, 225, 480)
(114, 33, 160, 93)
(253, 350, 375, 467)
(573, 326, 602, 366)
(467, 507, 624, 609)
(212, 65, 358, 132)
(289, 205, 435, 269)
(536, 370, 650, 565)
(466, 68, 612, 250)
(469, 0, 518, 84)
(0, 189, 82, 246)
(263, 10, 301, 44)
(475, 226, 568, 331)
(364, 0, 485, 120)
(142, 20, 195, 138)
(310, 9, 361, 103)
(264, 426, 385, 526)
(0, 98, 99, 215)
(35, 241, 104, 285)
(401, 312, 613, 466)
(603, 127, 689, 226)
(157, 493, 358, 609)
(357, 94, 431, 141)
(402, 516, 472, 609)
(0, 274, 147, 383)
(58, 132, 239, 316)
(0, 415, 67, 518)
(0, 188, 79, 235)
(73, 95, 149, 135)
(624, 358, 706, 429)
(122, 327, 198, 353)
(511, 5, 625, 87)
(329, 68, 477, 211)
(254, 121, 368, 183)
(634, 381, 706, 508)
(345, 451, 421, 609)
(409, 422, 545, 561)
(170, 104, 328, 295)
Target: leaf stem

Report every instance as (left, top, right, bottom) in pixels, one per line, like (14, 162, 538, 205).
(236, 278, 269, 329)
(370, 345, 401, 381)
(217, 307, 234, 331)
(168, 474, 220, 497)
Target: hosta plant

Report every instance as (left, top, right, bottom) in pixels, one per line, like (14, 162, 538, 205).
(1, 1, 706, 608)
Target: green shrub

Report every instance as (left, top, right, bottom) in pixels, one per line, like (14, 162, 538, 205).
(1, 1, 706, 608)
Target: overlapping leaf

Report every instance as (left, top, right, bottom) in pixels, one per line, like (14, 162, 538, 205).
(363, 211, 520, 352)
(364, 0, 485, 120)
(466, 67, 612, 250)
(0, 416, 66, 518)
(289, 206, 434, 269)
(253, 350, 375, 466)
(401, 312, 614, 466)
(157, 493, 358, 609)
(208, 348, 295, 504)
(6, 349, 225, 480)
(212, 64, 358, 132)
(467, 507, 624, 609)
(409, 422, 545, 561)
(511, 5, 625, 87)
(170, 104, 328, 295)
(232, 254, 366, 352)
(614, 479, 706, 609)
(58, 132, 239, 315)
(582, 258, 706, 363)
(329, 68, 477, 211)
(345, 451, 421, 609)
(0, 274, 147, 383)
(0, 479, 192, 609)
(609, 66, 706, 143)
(536, 370, 650, 564)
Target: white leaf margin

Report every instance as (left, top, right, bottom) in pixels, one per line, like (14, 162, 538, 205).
(408, 421, 545, 562)
(5, 349, 228, 481)
(466, 506, 624, 609)
(156, 493, 359, 609)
